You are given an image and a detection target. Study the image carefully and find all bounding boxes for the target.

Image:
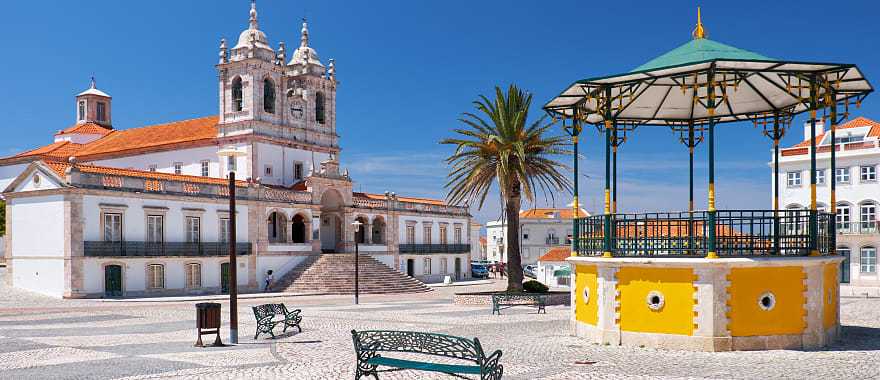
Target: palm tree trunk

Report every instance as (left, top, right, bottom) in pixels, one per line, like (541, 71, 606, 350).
(505, 182, 524, 292)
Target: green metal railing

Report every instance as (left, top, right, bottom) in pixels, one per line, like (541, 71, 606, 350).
(398, 244, 471, 254)
(575, 209, 833, 257)
(84, 241, 252, 257)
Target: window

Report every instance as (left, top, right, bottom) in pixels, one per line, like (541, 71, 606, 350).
(96, 102, 106, 122)
(454, 227, 462, 244)
(146, 215, 164, 243)
(219, 218, 230, 243)
(440, 258, 448, 274)
(836, 205, 851, 231)
(423, 225, 432, 244)
(861, 165, 877, 182)
(173, 162, 183, 175)
(423, 258, 432, 275)
(860, 247, 876, 273)
(293, 162, 304, 181)
(185, 263, 202, 289)
(836, 167, 850, 184)
(147, 264, 165, 289)
(200, 161, 209, 177)
(406, 225, 415, 244)
(78, 101, 85, 121)
(263, 78, 275, 113)
(315, 92, 326, 124)
(232, 77, 243, 112)
(186, 216, 201, 243)
(103, 213, 123, 242)
(227, 156, 236, 172)
(522, 229, 529, 240)
(148, 164, 157, 172)
(861, 203, 877, 230)
(439, 225, 448, 245)
(786, 171, 802, 187)
(816, 169, 826, 186)
(264, 165, 273, 177)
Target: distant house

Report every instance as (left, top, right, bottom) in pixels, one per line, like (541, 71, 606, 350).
(536, 247, 571, 288)
(485, 203, 588, 265)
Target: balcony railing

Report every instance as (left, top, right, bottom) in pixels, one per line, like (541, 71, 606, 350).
(398, 244, 471, 254)
(545, 237, 561, 245)
(837, 222, 879, 235)
(84, 241, 252, 257)
(575, 209, 833, 257)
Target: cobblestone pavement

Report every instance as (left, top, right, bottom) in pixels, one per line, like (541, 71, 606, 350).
(1, 270, 879, 379)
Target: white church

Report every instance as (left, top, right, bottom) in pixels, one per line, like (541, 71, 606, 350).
(0, 2, 473, 298)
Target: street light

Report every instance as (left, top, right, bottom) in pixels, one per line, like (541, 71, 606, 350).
(217, 146, 246, 344)
(351, 220, 362, 305)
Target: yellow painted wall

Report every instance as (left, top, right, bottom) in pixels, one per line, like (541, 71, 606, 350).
(823, 263, 839, 329)
(727, 267, 805, 336)
(575, 264, 598, 325)
(616, 267, 696, 335)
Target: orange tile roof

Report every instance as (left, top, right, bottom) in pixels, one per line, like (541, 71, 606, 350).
(479, 236, 487, 246)
(41, 160, 248, 187)
(789, 116, 880, 149)
(13, 141, 84, 160)
(356, 192, 450, 206)
(55, 122, 112, 136)
(539, 247, 571, 262)
(520, 207, 589, 219)
(75, 116, 218, 158)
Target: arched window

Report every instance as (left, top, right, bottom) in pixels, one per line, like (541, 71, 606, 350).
(315, 92, 326, 124)
(232, 77, 243, 112)
(263, 78, 275, 114)
(291, 214, 306, 243)
(354, 216, 368, 244)
(836, 203, 852, 232)
(860, 201, 877, 231)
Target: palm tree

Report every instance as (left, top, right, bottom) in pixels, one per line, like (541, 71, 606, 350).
(442, 85, 572, 292)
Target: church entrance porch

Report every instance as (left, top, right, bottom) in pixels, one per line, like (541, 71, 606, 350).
(319, 189, 345, 253)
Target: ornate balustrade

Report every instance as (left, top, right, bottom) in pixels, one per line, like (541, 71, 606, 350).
(398, 244, 471, 254)
(575, 209, 833, 257)
(84, 241, 252, 257)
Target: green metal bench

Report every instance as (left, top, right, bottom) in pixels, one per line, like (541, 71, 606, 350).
(251, 303, 302, 339)
(491, 293, 548, 315)
(351, 330, 503, 379)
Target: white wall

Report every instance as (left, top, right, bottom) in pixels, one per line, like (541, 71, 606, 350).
(12, 259, 65, 297)
(255, 142, 330, 186)
(92, 146, 222, 178)
(82, 195, 248, 243)
(9, 194, 67, 297)
(398, 215, 470, 244)
(82, 257, 249, 294)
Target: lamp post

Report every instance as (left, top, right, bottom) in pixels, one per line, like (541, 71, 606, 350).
(218, 146, 246, 344)
(351, 220, 362, 305)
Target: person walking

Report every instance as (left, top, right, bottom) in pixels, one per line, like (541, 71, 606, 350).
(499, 262, 506, 279)
(264, 270, 274, 292)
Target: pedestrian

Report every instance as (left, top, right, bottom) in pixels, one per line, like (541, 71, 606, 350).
(499, 262, 506, 278)
(264, 270, 274, 292)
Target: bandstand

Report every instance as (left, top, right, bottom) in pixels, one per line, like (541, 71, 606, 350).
(544, 10, 873, 351)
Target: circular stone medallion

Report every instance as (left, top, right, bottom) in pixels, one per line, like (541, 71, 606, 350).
(646, 291, 665, 311)
(758, 291, 776, 311)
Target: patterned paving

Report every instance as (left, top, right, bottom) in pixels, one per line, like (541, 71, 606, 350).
(1, 271, 880, 379)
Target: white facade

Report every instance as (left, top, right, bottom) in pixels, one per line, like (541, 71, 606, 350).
(777, 118, 880, 287)
(0, 3, 471, 298)
(486, 207, 586, 265)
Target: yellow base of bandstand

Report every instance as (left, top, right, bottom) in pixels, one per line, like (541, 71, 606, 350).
(569, 255, 843, 351)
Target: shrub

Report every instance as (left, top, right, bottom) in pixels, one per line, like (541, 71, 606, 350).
(523, 280, 548, 293)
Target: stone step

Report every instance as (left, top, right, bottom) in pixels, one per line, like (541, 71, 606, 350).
(272, 253, 431, 295)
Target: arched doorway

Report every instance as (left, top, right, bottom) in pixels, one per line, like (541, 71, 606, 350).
(292, 214, 307, 243)
(104, 265, 123, 297)
(372, 216, 385, 244)
(354, 216, 368, 244)
(267, 211, 288, 243)
(320, 190, 344, 252)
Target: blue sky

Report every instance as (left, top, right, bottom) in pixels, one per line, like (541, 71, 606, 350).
(2, 1, 878, 224)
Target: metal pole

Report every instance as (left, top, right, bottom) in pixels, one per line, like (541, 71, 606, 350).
(571, 108, 580, 257)
(612, 131, 618, 214)
(228, 171, 238, 344)
(773, 114, 781, 255)
(706, 68, 718, 259)
(809, 75, 819, 256)
(602, 87, 613, 258)
(355, 231, 360, 305)
(688, 120, 695, 254)
(830, 92, 837, 251)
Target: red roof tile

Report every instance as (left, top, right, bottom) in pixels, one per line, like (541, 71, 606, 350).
(539, 247, 571, 262)
(788, 116, 880, 149)
(55, 123, 112, 136)
(75, 116, 218, 158)
(520, 208, 589, 219)
(42, 160, 248, 187)
(13, 141, 84, 160)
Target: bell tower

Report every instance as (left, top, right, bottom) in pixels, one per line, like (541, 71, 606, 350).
(75, 77, 112, 127)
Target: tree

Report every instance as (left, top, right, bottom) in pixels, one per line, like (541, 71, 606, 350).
(442, 85, 571, 291)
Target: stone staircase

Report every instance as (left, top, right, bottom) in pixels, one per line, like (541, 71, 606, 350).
(272, 253, 432, 294)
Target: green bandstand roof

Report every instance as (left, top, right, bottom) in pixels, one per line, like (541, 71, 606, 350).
(632, 38, 773, 72)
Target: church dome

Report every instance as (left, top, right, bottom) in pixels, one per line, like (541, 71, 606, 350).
(287, 19, 324, 68)
(231, 1, 274, 54)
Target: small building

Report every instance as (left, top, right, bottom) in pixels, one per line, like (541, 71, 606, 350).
(486, 204, 588, 265)
(536, 247, 571, 288)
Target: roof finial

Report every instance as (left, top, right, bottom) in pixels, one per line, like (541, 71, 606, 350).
(89, 76, 96, 89)
(249, 0, 258, 30)
(300, 17, 309, 47)
(692, 7, 707, 39)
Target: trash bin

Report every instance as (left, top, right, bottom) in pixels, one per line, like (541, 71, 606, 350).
(195, 302, 223, 347)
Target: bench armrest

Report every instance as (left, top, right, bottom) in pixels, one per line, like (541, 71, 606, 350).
(482, 349, 503, 378)
(284, 308, 302, 319)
